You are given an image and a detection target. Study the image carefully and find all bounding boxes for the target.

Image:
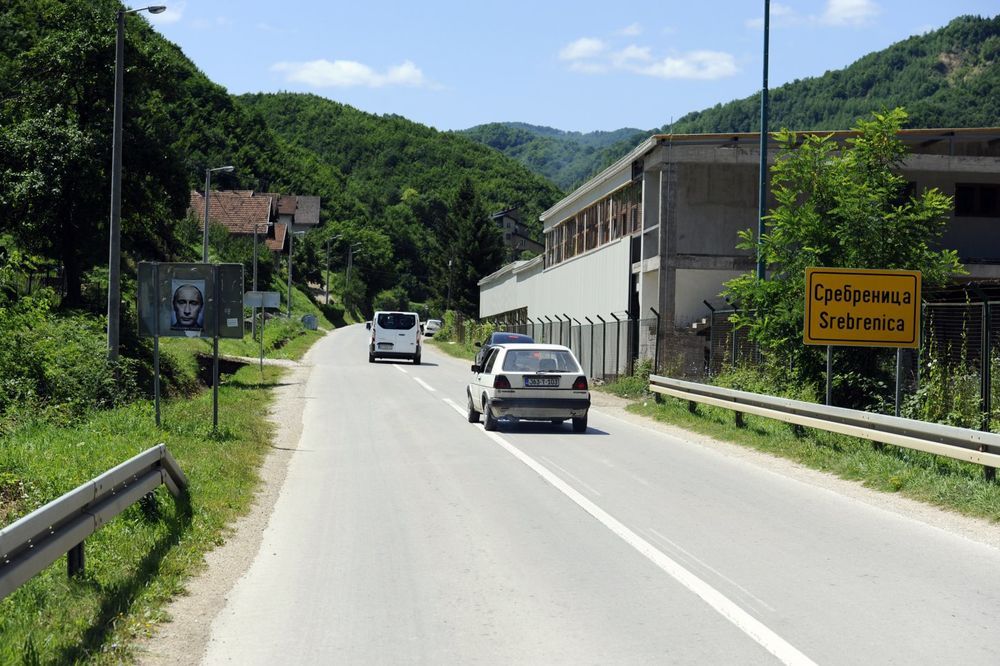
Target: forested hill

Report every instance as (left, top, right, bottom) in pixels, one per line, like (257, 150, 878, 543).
(461, 14, 1000, 192)
(668, 14, 1000, 134)
(238, 93, 563, 235)
(456, 123, 648, 191)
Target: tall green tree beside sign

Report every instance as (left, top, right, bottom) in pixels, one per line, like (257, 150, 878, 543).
(724, 108, 963, 407)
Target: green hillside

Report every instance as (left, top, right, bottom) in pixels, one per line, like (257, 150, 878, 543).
(668, 14, 1000, 134)
(457, 122, 648, 191)
(0, 0, 562, 317)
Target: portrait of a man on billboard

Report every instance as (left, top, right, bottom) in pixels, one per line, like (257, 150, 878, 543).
(170, 279, 205, 332)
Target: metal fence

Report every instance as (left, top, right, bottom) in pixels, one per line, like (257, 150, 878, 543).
(461, 312, 661, 383)
(700, 299, 1000, 429)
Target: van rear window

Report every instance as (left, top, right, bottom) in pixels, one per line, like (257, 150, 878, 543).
(377, 313, 416, 330)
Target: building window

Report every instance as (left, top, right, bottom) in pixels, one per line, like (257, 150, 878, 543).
(956, 184, 1000, 217)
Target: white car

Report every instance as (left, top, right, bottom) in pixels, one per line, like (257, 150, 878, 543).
(466, 344, 590, 432)
(423, 318, 442, 337)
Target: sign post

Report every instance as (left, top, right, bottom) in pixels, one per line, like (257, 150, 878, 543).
(244, 291, 281, 370)
(804, 267, 921, 407)
(138, 262, 244, 429)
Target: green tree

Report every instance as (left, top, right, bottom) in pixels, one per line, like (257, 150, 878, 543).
(438, 178, 504, 317)
(724, 108, 962, 408)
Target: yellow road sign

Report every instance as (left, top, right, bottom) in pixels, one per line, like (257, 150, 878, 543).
(804, 267, 921, 348)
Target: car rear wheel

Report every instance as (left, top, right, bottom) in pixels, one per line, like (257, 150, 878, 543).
(466, 393, 480, 423)
(413, 353, 421, 365)
(572, 415, 588, 433)
(483, 397, 498, 431)
(368, 351, 375, 363)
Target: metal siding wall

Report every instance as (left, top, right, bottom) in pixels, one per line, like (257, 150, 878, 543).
(533, 239, 631, 319)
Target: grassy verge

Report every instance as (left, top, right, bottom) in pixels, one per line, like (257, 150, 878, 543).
(596, 383, 1000, 523)
(0, 281, 333, 664)
(426, 336, 476, 361)
(0, 362, 289, 664)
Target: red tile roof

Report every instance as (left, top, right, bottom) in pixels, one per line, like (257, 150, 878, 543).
(267, 223, 288, 252)
(189, 191, 272, 235)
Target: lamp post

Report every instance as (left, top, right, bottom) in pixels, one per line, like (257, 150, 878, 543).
(326, 234, 343, 305)
(446, 258, 453, 313)
(202, 165, 234, 263)
(106, 4, 166, 362)
(287, 230, 305, 317)
(756, 0, 770, 281)
(345, 244, 363, 312)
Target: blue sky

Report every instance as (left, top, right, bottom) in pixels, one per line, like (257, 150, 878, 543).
(147, 1, 999, 133)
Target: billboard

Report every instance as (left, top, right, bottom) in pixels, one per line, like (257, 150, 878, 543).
(804, 267, 921, 348)
(138, 263, 244, 339)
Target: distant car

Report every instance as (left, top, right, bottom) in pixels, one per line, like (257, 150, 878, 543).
(474, 331, 534, 368)
(466, 344, 590, 432)
(423, 319, 442, 337)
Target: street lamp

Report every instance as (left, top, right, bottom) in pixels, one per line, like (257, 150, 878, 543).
(326, 234, 343, 305)
(345, 244, 363, 312)
(756, 0, 770, 281)
(287, 230, 305, 317)
(106, 4, 167, 362)
(202, 165, 234, 263)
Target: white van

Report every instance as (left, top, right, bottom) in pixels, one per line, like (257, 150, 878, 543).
(367, 311, 422, 364)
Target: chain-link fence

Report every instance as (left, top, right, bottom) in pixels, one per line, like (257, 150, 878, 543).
(698, 300, 1000, 430)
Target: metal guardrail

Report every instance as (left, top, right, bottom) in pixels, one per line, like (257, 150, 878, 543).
(648, 375, 1000, 473)
(0, 444, 188, 601)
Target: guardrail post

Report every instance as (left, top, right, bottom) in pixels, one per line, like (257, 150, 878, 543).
(735, 411, 745, 428)
(67, 542, 85, 577)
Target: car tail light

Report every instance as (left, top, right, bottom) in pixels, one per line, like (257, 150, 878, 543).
(493, 375, 511, 389)
(573, 376, 588, 390)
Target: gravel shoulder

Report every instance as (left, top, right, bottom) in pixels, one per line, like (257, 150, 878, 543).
(138, 353, 1000, 664)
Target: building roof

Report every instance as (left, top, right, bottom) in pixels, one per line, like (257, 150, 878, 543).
(267, 223, 288, 252)
(293, 196, 321, 226)
(188, 191, 272, 235)
(541, 126, 1000, 223)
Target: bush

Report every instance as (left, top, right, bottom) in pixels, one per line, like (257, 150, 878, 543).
(0, 293, 140, 425)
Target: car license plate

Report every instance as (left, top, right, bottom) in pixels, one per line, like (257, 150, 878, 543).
(525, 376, 560, 387)
(377, 343, 393, 350)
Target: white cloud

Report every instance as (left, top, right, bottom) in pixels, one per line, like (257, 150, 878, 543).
(569, 61, 610, 74)
(821, 0, 880, 26)
(617, 23, 642, 37)
(611, 45, 652, 67)
(558, 38, 607, 61)
(270, 59, 429, 88)
(636, 51, 739, 80)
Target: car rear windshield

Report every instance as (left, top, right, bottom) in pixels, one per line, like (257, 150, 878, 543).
(377, 313, 416, 330)
(492, 333, 533, 343)
(502, 349, 581, 373)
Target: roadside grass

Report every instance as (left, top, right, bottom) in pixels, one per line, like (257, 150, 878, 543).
(0, 362, 286, 665)
(0, 281, 332, 664)
(597, 381, 1000, 523)
(427, 336, 477, 361)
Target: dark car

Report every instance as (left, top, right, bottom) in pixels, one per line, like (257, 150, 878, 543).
(474, 331, 534, 368)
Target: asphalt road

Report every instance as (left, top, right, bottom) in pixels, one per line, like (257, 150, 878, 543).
(200, 324, 1000, 665)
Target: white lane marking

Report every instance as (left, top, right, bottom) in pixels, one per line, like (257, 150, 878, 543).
(647, 528, 776, 613)
(393, 365, 409, 374)
(474, 426, 816, 666)
(414, 377, 437, 393)
(443, 398, 466, 417)
(539, 456, 602, 497)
